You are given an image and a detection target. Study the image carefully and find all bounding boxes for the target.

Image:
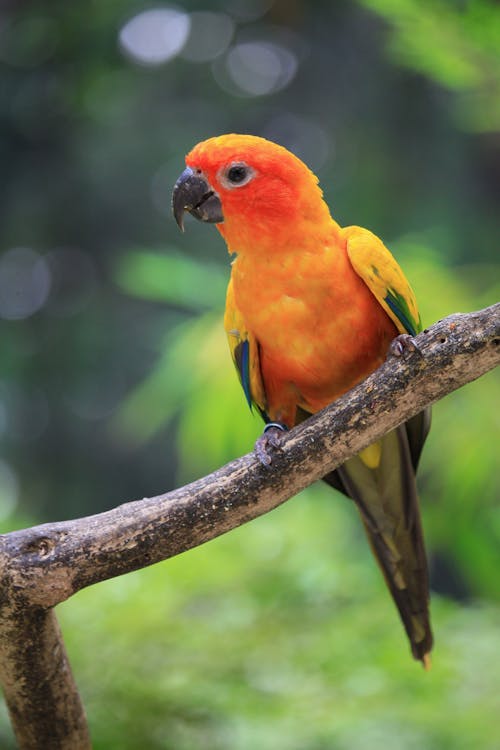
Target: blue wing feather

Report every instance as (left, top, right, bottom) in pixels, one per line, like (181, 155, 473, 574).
(384, 290, 419, 336)
(234, 339, 252, 409)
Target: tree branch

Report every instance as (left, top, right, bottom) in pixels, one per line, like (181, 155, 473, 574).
(0, 304, 499, 749)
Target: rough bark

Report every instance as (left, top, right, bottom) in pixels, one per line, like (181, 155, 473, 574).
(0, 304, 499, 749)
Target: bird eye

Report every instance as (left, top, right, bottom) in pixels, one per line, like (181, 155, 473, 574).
(227, 165, 248, 183)
(220, 162, 255, 189)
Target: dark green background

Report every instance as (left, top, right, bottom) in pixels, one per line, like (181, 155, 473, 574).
(1, 1, 499, 747)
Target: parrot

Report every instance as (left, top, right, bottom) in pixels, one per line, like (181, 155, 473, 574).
(172, 133, 432, 667)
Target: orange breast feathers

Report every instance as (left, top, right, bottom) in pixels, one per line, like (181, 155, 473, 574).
(230, 233, 397, 426)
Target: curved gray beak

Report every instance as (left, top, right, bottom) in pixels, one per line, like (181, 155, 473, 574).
(172, 167, 224, 232)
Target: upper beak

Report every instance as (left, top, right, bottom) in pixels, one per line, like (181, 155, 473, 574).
(172, 167, 224, 232)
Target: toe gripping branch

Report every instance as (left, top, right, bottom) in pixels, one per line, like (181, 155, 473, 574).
(389, 333, 424, 358)
(255, 422, 289, 467)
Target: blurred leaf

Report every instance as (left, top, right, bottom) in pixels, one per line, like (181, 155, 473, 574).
(114, 248, 228, 310)
(110, 312, 224, 444)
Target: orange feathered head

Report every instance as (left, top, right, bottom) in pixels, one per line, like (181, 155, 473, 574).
(172, 134, 330, 252)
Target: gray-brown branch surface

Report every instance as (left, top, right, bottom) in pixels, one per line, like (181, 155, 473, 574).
(0, 304, 499, 749)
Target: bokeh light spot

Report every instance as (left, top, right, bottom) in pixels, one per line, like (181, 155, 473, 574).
(181, 12, 234, 63)
(0, 248, 51, 320)
(119, 8, 190, 67)
(224, 41, 298, 96)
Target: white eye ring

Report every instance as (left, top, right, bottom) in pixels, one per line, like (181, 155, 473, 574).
(218, 162, 256, 189)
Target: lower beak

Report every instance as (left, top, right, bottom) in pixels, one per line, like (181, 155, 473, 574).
(172, 167, 224, 231)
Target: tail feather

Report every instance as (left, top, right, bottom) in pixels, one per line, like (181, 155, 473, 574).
(323, 417, 432, 665)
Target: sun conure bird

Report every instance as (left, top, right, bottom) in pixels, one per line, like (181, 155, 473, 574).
(172, 133, 432, 667)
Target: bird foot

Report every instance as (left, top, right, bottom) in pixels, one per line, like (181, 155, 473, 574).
(254, 422, 288, 467)
(388, 333, 423, 358)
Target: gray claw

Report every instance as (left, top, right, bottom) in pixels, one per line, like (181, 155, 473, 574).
(389, 334, 423, 358)
(255, 423, 287, 467)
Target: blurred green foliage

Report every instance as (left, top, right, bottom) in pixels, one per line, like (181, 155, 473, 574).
(0, 0, 499, 747)
(360, 0, 500, 131)
(3, 493, 500, 749)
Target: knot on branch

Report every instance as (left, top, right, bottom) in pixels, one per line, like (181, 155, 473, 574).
(22, 535, 57, 559)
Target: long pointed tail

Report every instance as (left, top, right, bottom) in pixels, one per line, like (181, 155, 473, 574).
(324, 420, 432, 665)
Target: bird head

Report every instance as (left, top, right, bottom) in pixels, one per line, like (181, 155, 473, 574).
(172, 134, 330, 253)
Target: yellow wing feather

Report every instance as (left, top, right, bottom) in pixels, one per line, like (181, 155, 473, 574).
(345, 226, 422, 336)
